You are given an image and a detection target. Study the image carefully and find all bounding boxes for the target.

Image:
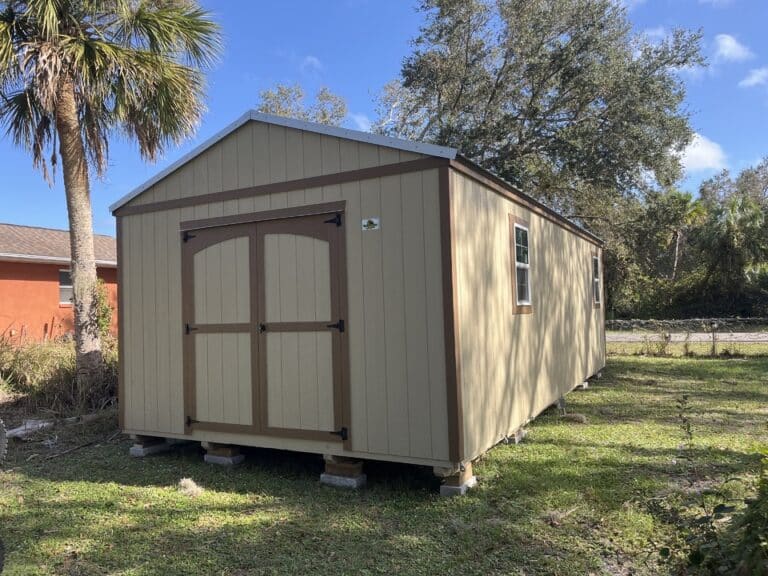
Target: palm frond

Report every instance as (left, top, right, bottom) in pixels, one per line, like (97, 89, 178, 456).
(0, 87, 54, 182)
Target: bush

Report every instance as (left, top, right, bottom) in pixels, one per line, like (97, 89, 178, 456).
(0, 337, 117, 414)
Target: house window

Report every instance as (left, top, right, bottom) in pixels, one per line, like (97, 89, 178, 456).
(509, 214, 533, 314)
(592, 255, 601, 306)
(59, 269, 73, 305)
(515, 225, 530, 304)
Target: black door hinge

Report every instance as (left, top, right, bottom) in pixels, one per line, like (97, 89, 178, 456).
(186, 416, 199, 427)
(185, 323, 198, 335)
(324, 213, 342, 227)
(182, 231, 196, 242)
(326, 319, 345, 333)
(330, 427, 348, 441)
(258, 323, 267, 333)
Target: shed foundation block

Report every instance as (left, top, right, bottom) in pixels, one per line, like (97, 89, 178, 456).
(575, 381, 589, 390)
(510, 427, 528, 444)
(129, 435, 171, 458)
(202, 442, 244, 466)
(437, 463, 477, 497)
(320, 455, 366, 489)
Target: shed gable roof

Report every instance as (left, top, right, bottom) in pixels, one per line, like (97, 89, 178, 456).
(109, 110, 458, 212)
(0, 223, 117, 266)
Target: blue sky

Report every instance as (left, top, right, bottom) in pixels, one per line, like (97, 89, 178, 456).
(1, 0, 766, 236)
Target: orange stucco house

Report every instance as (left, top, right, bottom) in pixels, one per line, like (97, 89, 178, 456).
(0, 223, 118, 343)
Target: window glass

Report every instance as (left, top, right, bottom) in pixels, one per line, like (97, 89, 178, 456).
(592, 256, 601, 304)
(516, 267, 529, 303)
(59, 269, 73, 304)
(514, 224, 531, 305)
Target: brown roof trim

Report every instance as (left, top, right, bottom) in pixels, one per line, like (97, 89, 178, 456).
(114, 157, 447, 217)
(449, 157, 604, 247)
(180, 200, 346, 231)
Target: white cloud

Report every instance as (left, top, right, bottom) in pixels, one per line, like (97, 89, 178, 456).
(739, 67, 768, 88)
(300, 55, 323, 74)
(350, 113, 372, 132)
(714, 34, 753, 62)
(643, 26, 667, 42)
(681, 133, 727, 173)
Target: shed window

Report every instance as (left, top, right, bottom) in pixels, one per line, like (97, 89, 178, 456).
(59, 269, 73, 305)
(592, 255, 601, 306)
(514, 224, 531, 305)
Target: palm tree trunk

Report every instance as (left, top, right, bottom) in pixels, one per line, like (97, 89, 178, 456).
(55, 76, 104, 394)
(672, 229, 682, 281)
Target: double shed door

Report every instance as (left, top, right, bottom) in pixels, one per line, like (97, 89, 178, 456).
(181, 210, 348, 444)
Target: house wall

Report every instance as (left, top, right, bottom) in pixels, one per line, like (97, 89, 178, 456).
(0, 261, 118, 342)
(119, 120, 451, 466)
(450, 169, 605, 462)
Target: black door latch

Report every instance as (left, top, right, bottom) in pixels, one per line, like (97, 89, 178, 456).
(185, 323, 198, 335)
(326, 319, 345, 333)
(330, 427, 348, 441)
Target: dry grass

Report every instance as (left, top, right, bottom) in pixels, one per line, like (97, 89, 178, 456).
(0, 338, 117, 415)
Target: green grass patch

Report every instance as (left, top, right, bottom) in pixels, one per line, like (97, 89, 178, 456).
(1, 356, 766, 575)
(608, 340, 768, 357)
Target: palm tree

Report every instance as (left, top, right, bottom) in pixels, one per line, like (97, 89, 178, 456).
(0, 0, 220, 391)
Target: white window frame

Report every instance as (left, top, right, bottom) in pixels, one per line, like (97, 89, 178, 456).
(514, 223, 531, 306)
(592, 255, 601, 305)
(59, 269, 73, 305)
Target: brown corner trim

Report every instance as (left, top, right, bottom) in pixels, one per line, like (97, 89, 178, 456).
(115, 157, 447, 217)
(116, 217, 125, 430)
(449, 158, 603, 247)
(180, 200, 345, 231)
(439, 165, 464, 464)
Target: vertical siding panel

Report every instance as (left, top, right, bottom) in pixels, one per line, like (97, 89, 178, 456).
(205, 244, 223, 423)
(358, 144, 379, 169)
(380, 174, 409, 456)
(195, 335, 209, 422)
(402, 171, 432, 458)
(221, 135, 239, 215)
(280, 332, 300, 428)
(422, 169, 449, 460)
(360, 177, 388, 454)
(343, 180, 367, 451)
(207, 146, 223, 194)
(298, 332, 318, 429)
(303, 132, 322, 177)
(266, 334, 283, 427)
(339, 141, 360, 171)
(167, 208, 184, 434)
(141, 214, 158, 431)
(286, 128, 304, 180)
(236, 125, 256, 213)
(127, 216, 144, 430)
(237, 334, 252, 425)
(379, 147, 399, 166)
(252, 122, 271, 185)
(221, 333, 239, 423)
(154, 209, 171, 432)
(320, 136, 341, 175)
(316, 333, 334, 431)
(268, 125, 288, 207)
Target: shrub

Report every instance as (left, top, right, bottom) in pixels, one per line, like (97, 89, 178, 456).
(0, 337, 117, 414)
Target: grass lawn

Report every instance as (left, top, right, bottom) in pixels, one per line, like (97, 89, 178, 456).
(1, 356, 766, 575)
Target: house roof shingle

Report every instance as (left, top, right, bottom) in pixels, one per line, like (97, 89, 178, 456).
(0, 223, 117, 266)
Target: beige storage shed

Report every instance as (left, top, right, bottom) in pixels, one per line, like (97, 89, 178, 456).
(111, 111, 605, 493)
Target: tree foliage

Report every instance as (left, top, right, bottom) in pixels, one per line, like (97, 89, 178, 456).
(376, 0, 703, 218)
(0, 0, 220, 387)
(256, 83, 347, 126)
